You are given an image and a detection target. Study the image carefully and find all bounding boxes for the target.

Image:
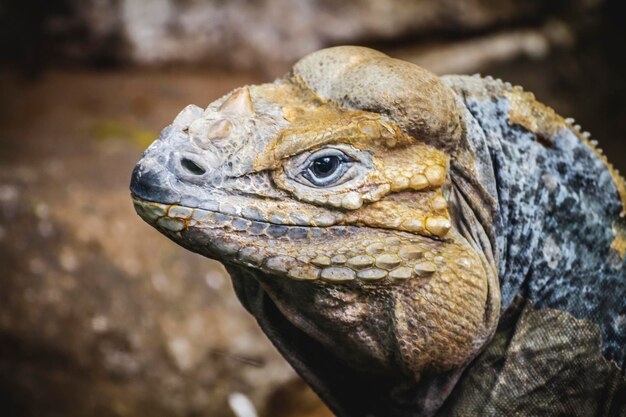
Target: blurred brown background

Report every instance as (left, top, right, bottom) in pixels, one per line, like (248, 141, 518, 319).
(0, 1, 624, 416)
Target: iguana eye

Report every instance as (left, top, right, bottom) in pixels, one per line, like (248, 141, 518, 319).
(302, 149, 352, 186)
(312, 156, 340, 177)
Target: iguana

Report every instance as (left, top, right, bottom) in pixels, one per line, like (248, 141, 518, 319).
(130, 46, 626, 417)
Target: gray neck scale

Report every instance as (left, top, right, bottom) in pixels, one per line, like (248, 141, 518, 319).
(447, 75, 626, 368)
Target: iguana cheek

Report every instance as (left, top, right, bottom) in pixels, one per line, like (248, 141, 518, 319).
(343, 191, 452, 237)
(374, 144, 448, 188)
(393, 249, 490, 375)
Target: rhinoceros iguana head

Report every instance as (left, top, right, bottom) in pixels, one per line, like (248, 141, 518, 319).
(129, 46, 523, 416)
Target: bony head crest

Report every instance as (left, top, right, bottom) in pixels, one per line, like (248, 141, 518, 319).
(292, 46, 464, 152)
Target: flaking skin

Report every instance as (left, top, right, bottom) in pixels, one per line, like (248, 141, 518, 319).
(130, 46, 626, 417)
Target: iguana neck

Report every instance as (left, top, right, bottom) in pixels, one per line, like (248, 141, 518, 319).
(448, 76, 626, 365)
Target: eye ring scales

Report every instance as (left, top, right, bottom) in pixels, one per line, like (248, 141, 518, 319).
(302, 148, 353, 187)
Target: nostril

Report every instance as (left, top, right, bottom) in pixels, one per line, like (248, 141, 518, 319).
(181, 158, 206, 175)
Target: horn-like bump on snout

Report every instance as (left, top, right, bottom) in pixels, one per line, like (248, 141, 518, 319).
(218, 86, 255, 117)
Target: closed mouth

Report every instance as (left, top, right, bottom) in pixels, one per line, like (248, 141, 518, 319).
(130, 194, 342, 232)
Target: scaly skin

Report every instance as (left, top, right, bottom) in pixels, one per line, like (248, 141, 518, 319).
(130, 47, 626, 417)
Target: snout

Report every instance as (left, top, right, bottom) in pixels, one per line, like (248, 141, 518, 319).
(130, 162, 181, 204)
(129, 120, 221, 205)
(130, 146, 219, 203)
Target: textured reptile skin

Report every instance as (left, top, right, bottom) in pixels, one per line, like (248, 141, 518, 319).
(130, 46, 626, 417)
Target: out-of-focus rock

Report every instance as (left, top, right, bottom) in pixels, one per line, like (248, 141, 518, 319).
(393, 20, 576, 75)
(6, 0, 602, 72)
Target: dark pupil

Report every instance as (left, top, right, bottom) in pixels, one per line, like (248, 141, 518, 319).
(312, 156, 339, 178)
